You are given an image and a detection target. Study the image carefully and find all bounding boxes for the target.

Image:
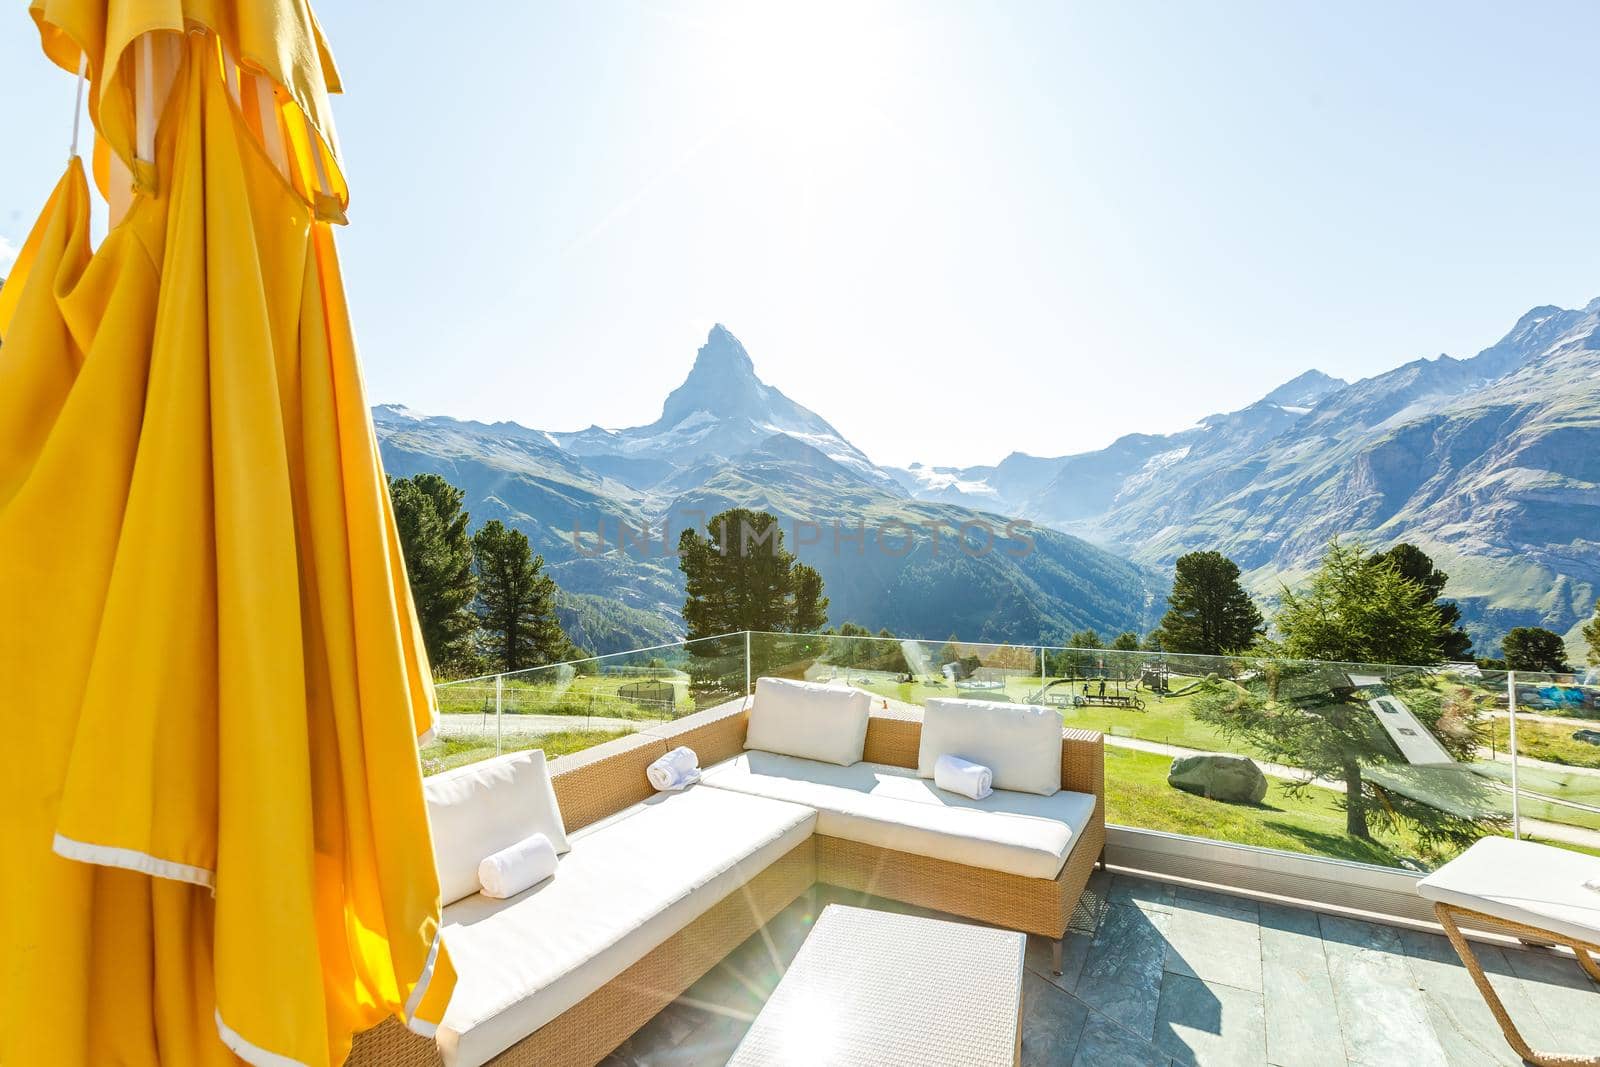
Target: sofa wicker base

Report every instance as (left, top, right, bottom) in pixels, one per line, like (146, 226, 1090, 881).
(814, 811, 1104, 941)
(347, 840, 816, 1067)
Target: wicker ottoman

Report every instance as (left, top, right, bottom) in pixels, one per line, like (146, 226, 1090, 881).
(728, 904, 1026, 1067)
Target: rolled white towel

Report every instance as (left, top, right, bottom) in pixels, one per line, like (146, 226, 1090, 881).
(935, 753, 994, 801)
(478, 832, 558, 899)
(647, 745, 701, 792)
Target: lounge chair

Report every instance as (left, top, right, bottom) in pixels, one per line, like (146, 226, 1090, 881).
(1417, 836, 1600, 1067)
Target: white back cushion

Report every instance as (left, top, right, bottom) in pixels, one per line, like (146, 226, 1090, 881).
(744, 677, 871, 766)
(426, 750, 570, 905)
(918, 698, 1062, 796)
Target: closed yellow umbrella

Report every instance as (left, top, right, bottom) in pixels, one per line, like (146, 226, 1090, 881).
(1, 4, 454, 1065)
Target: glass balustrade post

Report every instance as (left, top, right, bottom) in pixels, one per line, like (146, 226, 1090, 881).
(745, 631, 753, 697)
(1506, 669, 1519, 840)
(495, 673, 504, 757)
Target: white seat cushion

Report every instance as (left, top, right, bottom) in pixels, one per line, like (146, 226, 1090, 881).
(745, 677, 871, 766)
(701, 751, 1094, 880)
(434, 785, 815, 1067)
(426, 750, 571, 905)
(918, 698, 1063, 796)
(1417, 836, 1600, 948)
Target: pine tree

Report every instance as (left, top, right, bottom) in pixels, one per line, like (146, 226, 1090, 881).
(1368, 543, 1473, 661)
(1502, 627, 1569, 673)
(1111, 631, 1141, 651)
(1270, 539, 1443, 666)
(678, 509, 817, 638)
(388, 474, 478, 673)
(472, 520, 568, 672)
(1156, 550, 1264, 655)
(1583, 599, 1600, 667)
(792, 563, 829, 634)
(1070, 629, 1103, 649)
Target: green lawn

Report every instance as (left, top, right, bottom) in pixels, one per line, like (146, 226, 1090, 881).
(419, 728, 631, 776)
(1472, 760, 1600, 805)
(1103, 745, 1421, 868)
(434, 671, 710, 723)
(857, 674, 1244, 752)
(1104, 745, 1600, 866)
(1485, 716, 1600, 770)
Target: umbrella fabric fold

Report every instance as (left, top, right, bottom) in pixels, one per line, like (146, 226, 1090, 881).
(1, 19, 451, 1067)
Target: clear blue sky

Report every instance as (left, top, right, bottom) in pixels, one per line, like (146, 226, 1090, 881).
(4, 2, 1598, 468)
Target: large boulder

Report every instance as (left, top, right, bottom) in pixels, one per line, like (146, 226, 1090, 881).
(1167, 753, 1268, 804)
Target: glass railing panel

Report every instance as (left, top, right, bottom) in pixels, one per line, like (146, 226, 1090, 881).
(744, 633, 1597, 872)
(1496, 667, 1600, 861)
(421, 633, 750, 775)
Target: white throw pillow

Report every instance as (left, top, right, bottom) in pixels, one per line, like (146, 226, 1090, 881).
(918, 698, 1062, 796)
(744, 677, 871, 766)
(425, 749, 570, 905)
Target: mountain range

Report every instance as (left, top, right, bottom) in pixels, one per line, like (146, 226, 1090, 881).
(885, 299, 1600, 658)
(375, 326, 1165, 653)
(376, 302, 1600, 659)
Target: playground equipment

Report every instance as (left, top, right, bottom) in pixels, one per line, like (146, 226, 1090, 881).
(1031, 675, 1145, 710)
(618, 679, 676, 710)
(1139, 662, 1171, 694)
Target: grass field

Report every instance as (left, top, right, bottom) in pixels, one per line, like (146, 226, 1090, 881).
(419, 728, 632, 776)
(1486, 716, 1600, 769)
(855, 674, 1246, 751)
(1104, 745, 1600, 865)
(435, 671, 713, 722)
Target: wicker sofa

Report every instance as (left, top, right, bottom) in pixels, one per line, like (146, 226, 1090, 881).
(348, 694, 1105, 1067)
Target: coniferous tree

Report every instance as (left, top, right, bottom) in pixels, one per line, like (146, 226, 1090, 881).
(388, 474, 479, 674)
(1269, 539, 1443, 666)
(678, 509, 832, 688)
(1368, 543, 1473, 661)
(1070, 629, 1104, 649)
(472, 520, 567, 672)
(1111, 631, 1141, 651)
(678, 509, 821, 638)
(1583, 599, 1600, 667)
(1502, 627, 1569, 673)
(1156, 550, 1264, 655)
(1193, 538, 1498, 847)
(792, 563, 829, 634)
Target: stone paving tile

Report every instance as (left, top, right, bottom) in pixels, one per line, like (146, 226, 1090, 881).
(1317, 915, 1448, 1067)
(1072, 1007, 1176, 1067)
(621, 881, 1594, 1067)
(1109, 873, 1178, 914)
(1174, 883, 1260, 921)
(1076, 902, 1172, 1039)
(1153, 971, 1267, 1067)
(1398, 927, 1556, 1064)
(1499, 944, 1600, 1052)
(1069, 867, 1114, 933)
(1025, 929, 1094, 993)
(1163, 897, 1264, 993)
(1021, 971, 1089, 1067)
(1258, 903, 1346, 1067)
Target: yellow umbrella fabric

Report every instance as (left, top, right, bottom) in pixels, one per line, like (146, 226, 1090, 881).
(1, 7, 453, 1066)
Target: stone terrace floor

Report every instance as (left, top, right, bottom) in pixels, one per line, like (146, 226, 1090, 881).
(602, 870, 1600, 1067)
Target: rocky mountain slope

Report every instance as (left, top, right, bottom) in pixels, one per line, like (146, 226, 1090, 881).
(375, 327, 1166, 652)
(887, 300, 1600, 656)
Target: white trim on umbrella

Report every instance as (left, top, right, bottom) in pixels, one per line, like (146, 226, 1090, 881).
(215, 1010, 309, 1067)
(52, 833, 215, 890)
(402, 926, 445, 1036)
